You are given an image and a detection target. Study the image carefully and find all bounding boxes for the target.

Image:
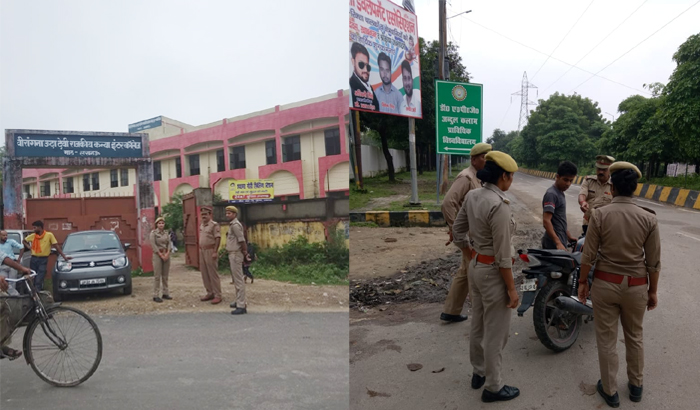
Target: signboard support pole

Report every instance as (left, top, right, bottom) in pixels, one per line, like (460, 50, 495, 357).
(408, 118, 419, 205)
(436, 153, 442, 204)
(352, 110, 364, 190)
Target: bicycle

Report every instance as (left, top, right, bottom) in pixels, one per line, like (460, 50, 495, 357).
(1, 272, 102, 387)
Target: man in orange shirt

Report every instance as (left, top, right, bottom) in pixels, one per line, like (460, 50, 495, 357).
(19, 220, 71, 291)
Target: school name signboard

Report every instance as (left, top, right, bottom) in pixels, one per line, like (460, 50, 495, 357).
(435, 81, 483, 155)
(12, 133, 143, 158)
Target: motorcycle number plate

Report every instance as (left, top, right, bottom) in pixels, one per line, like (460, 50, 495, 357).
(520, 278, 537, 292)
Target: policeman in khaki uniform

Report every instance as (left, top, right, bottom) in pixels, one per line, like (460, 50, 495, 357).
(578, 155, 615, 235)
(198, 206, 222, 305)
(578, 161, 661, 408)
(440, 142, 492, 323)
(452, 151, 521, 403)
(225, 206, 248, 315)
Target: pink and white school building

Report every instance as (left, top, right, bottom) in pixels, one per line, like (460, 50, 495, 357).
(21, 91, 351, 207)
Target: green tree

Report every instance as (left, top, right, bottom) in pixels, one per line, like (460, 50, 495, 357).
(662, 33, 700, 162)
(517, 93, 607, 169)
(161, 192, 185, 234)
(359, 38, 470, 180)
(487, 129, 518, 152)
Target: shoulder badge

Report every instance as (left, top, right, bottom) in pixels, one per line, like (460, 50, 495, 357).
(585, 175, 597, 180)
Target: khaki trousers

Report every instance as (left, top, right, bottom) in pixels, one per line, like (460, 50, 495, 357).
(199, 248, 221, 298)
(443, 250, 471, 315)
(468, 259, 512, 393)
(228, 252, 246, 308)
(591, 278, 648, 395)
(152, 255, 171, 298)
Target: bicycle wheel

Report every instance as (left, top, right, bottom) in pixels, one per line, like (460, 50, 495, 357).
(25, 306, 102, 387)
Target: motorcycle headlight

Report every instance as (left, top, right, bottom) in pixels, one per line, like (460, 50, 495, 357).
(57, 261, 72, 272)
(112, 256, 127, 268)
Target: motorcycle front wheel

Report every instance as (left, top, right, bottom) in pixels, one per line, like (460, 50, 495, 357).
(533, 280, 582, 352)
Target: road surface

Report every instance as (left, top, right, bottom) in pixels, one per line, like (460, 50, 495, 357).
(1, 312, 349, 410)
(350, 171, 700, 410)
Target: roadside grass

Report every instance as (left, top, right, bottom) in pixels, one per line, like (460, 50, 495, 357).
(351, 162, 469, 211)
(645, 174, 700, 191)
(350, 222, 379, 228)
(131, 268, 154, 277)
(216, 234, 348, 286)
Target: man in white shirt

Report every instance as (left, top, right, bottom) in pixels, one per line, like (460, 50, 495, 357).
(399, 60, 421, 117)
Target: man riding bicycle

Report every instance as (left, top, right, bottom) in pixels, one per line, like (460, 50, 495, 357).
(0, 250, 32, 360)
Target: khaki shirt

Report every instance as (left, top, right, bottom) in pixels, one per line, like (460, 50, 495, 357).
(442, 166, 481, 228)
(199, 220, 221, 248)
(579, 176, 613, 222)
(452, 183, 516, 268)
(581, 196, 661, 277)
(226, 219, 245, 253)
(150, 230, 170, 252)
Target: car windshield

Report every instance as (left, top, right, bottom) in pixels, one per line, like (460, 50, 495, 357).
(7, 233, 22, 254)
(63, 233, 122, 253)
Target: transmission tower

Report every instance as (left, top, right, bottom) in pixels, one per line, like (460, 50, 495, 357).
(511, 72, 538, 131)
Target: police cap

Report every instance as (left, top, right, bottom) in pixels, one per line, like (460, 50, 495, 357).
(485, 151, 518, 173)
(470, 142, 492, 157)
(608, 161, 642, 178)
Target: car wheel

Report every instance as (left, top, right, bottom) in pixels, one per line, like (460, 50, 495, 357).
(52, 280, 63, 302)
(123, 282, 132, 295)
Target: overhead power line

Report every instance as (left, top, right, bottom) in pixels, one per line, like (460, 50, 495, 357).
(530, 0, 595, 82)
(542, 0, 649, 94)
(458, 15, 651, 95)
(569, 0, 700, 93)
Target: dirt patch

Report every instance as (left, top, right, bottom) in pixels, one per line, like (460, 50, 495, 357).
(349, 212, 544, 310)
(354, 194, 409, 212)
(60, 254, 348, 316)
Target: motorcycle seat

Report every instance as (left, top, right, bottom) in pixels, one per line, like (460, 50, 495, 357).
(528, 249, 582, 264)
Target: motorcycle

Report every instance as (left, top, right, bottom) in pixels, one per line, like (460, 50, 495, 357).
(516, 237, 594, 352)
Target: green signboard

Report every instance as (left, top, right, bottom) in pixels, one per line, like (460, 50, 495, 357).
(435, 81, 482, 155)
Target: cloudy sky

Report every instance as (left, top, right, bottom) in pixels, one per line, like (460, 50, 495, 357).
(1, 0, 698, 146)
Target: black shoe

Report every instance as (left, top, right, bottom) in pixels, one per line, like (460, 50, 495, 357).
(162, 294, 172, 300)
(440, 313, 468, 323)
(153, 297, 163, 303)
(597, 380, 620, 408)
(229, 302, 237, 308)
(471, 374, 485, 389)
(481, 385, 520, 403)
(231, 307, 247, 315)
(628, 382, 643, 403)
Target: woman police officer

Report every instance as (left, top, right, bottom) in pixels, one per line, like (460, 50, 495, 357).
(452, 151, 521, 403)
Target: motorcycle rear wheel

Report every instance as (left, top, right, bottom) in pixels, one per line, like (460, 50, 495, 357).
(533, 280, 582, 352)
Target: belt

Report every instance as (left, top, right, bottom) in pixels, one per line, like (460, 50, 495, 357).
(31, 255, 49, 259)
(470, 250, 515, 266)
(594, 270, 648, 286)
(200, 244, 217, 250)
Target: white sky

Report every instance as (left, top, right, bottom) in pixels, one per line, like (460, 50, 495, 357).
(1, 0, 698, 146)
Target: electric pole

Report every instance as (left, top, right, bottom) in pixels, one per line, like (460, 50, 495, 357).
(512, 71, 537, 131)
(438, 0, 449, 195)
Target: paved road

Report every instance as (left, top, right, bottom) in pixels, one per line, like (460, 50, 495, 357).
(1, 312, 349, 410)
(350, 172, 700, 410)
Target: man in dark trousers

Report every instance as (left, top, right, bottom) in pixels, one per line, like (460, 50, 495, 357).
(19, 221, 71, 291)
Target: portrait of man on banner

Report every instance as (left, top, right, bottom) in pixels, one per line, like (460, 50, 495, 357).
(349, 42, 379, 112)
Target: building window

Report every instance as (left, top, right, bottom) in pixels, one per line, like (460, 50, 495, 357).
(266, 140, 277, 165)
(175, 157, 182, 178)
(92, 172, 100, 190)
(284, 195, 300, 201)
(24, 185, 31, 198)
(153, 161, 162, 181)
(63, 177, 74, 194)
(110, 169, 119, 188)
(120, 169, 129, 186)
(231, 146, 246, 169)
(327, 190, 348, 199)
(283, 135, 301, 162)
(189, 154, 200, 176)
(40, 181, 51, 197)
(324, 128, 341, 156)
(216, 149, 225, 172)
(83, 174, 91, 191)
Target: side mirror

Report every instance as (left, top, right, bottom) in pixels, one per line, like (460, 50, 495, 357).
(124, 243, 131, 249)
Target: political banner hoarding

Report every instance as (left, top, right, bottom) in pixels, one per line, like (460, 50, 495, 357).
(435, 81, 483, 155)
(349, 0, 422, 118)
(228, 180, 274, 203)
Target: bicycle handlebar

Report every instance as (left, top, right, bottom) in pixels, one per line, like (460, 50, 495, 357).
(4, 271, 38, 283)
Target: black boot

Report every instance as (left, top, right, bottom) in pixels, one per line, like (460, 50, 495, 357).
(597, 380, 620, 408)
(231, 307, 247, 315)
(628, 382, 643, 402)
(471, 374, 485, 389)
(481, 385, 520, 402)
(153, 297, 163, 303)
(440, 313, 468, 323)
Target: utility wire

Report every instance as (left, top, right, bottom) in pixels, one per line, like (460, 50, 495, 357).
(569, 0, 700, 93)
(530, 0, 595, 81)
(458, 15, 651, 95)
(498, 100, 513, 129)
(542, 0, 648, 94)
